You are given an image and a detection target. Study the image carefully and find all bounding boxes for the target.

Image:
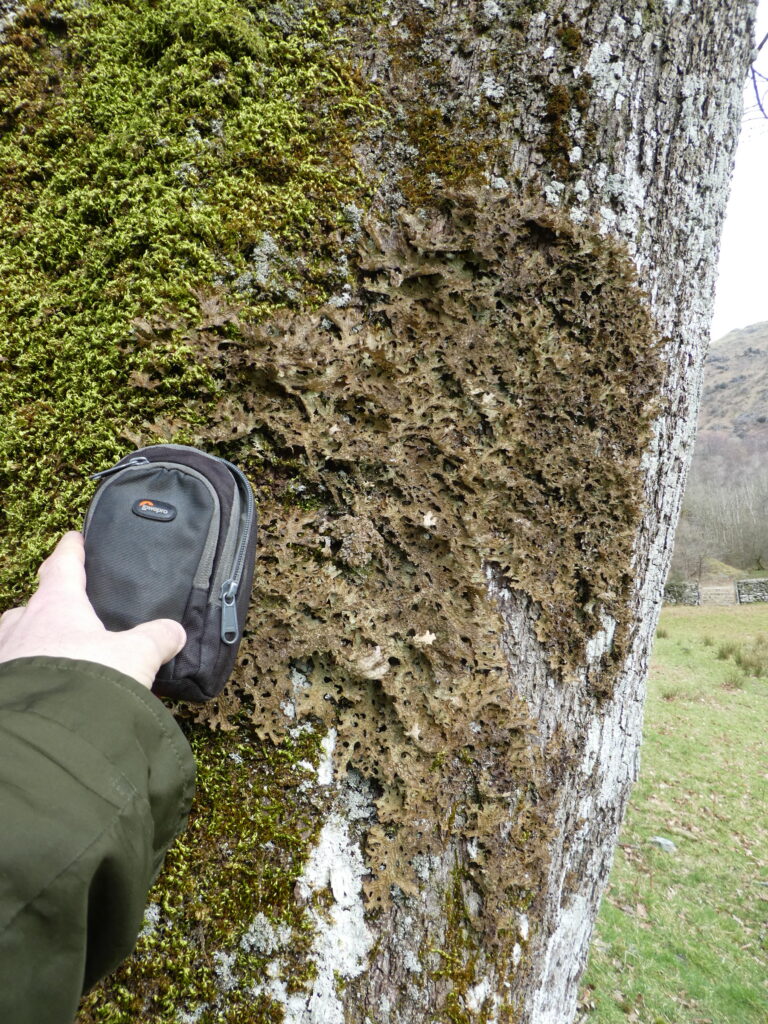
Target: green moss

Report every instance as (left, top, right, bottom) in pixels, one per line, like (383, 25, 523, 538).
(418, 861, 521, 1022)
(640, 0, 664, 32)
(546, 84, 572, 119)
(542, 71, 595, 181)
(365, 0, 535, 207)
(557, 25, 583, 54)
(78, 720, 329, 1023)
(0, 0, 377, 604)
(432, 865, 485, 1023)
(538, 18, 594, 182)
(399, 102, 489, 205)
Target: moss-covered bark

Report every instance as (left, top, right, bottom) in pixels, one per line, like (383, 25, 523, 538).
(0, 0, 375, 594)
(79, 722, 329, 1023)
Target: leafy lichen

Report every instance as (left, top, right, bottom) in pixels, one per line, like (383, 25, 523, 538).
(183, 189, 662, 935)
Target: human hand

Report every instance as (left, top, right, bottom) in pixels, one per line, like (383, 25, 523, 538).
(0, 531, 186, 690)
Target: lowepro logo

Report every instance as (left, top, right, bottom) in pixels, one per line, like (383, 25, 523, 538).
(132, 498, 177, 522)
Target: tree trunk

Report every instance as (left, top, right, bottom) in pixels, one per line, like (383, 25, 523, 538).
(323, 3, 755, 1021)
(46, 0, 754, 1021)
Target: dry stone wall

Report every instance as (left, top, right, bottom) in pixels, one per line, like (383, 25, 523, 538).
(736, 579, 768, 603)
(663, 582, 701, 606)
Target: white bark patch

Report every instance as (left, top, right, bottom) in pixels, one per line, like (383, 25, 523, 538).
(481, 74, 506, 102)
(465, 978, 492, 1013)
(138, 902, 161, 940)
(176, 1007, 208, 1024)
(481, 0, 501, 21)
(529, 895, 591, 1024)
(212, 951, 238, 993)
(543, 180, 565, 206)
(585, 41, 624, 106)
(0, 6, 18, 38)
(254, 814, 373, 1024)
(280, 699, 296, 719)
(403, 948, 423, 974)
(316, 728, 337, 786)
(298, 727, 336, 790)
(585, 613, 616, 667)
(342, 768, 377, 821)
(290, 665, 311, 694)
(525, 635, 647, 1023)
(240, 912, 292, 956)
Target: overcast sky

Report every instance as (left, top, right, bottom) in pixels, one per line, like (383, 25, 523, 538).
(710, 1, 768, 341)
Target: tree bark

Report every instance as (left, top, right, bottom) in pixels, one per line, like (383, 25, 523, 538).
(298, 3, 756, 1022)
(55, 1, 755, 1021)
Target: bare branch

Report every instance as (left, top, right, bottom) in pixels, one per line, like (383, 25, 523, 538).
(751, 65, 768, 120)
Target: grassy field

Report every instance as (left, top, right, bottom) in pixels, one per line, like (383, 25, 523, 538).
(579, 605, 768, 1024)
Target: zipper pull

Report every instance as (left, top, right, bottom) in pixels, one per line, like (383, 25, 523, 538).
(220, 580, 240, 645)
(90, 456, 150, 480)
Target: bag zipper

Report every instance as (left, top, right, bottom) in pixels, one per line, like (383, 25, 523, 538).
(90, 456, 150, 480)
(217, 458, 256, 645)
(83, 457, 152, 535)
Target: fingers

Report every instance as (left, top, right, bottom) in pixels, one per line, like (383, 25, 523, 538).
(27, 533, 187, 689)
(36, 532, 86, 597)
(126, 618, 187, 668)
(40, 531, 85, 570)
(0, 606, 24, 634)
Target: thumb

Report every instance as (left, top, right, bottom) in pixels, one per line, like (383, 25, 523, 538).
(127, 618, 187, 668)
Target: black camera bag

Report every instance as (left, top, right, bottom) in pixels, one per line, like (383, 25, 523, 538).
(83, 444, 257, 702)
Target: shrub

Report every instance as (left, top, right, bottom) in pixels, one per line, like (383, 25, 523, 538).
(733, 646, 768, 679)
(722, 670, 746, 691)
(716, 641, 738, 661)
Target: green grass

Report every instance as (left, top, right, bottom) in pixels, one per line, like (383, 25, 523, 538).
(581, 605, 768, 1024)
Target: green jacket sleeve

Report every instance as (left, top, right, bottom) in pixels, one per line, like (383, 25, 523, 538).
(0, 657, 195, 1024)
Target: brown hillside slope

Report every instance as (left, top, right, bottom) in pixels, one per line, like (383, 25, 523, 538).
(702, 321, 768, 435)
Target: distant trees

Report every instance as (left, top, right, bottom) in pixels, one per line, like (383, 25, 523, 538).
(670, 429, 768, 578)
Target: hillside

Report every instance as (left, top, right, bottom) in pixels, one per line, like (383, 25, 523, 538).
(701, 320, 768, 435)
(670, 321, 768, 579)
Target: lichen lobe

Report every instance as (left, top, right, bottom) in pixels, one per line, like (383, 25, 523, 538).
(212, 188, 663, 923)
